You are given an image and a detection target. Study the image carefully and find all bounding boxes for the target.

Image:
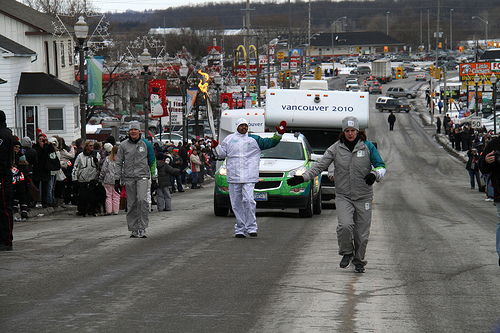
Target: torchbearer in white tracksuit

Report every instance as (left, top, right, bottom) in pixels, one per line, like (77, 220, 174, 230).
(212, 118, 287, 238)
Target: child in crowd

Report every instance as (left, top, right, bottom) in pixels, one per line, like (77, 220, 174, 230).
(156, 152, 180, 212)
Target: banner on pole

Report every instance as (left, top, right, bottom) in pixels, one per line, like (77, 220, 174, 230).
(87, 56, 103, 106)
(149, 79, 168, 118)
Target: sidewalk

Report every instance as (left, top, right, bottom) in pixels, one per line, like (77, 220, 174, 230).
(412, 82, 468, 164)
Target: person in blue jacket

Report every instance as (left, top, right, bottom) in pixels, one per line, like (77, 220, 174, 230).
(213, 118, 286, 238)
(288, 116, 386, 273)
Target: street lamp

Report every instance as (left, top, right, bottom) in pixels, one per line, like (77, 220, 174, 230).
(139, 48, 152, 140)
(331, 16, 346, 75)
(386, 11, 390, 36)
(450, 9, 454, 50)
(472, 16, 489, 49)
(179, 64, 189, 142)
(74, 16, 89, 140)
(491, 74, 498, 135)
(474, 74, 480, 115)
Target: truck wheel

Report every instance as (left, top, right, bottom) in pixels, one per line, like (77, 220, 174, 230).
(396, 108, 401, 113)
(214, 191, 229, 216)
(299, 187, 313, 218)
(313, 188, 322, 215)
(407, 94, 413, 99)
(389, 94, 395, 98)
(378, 107, 384, 112)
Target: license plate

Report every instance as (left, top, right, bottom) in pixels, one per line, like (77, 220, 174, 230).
(254, 192, 268, 201)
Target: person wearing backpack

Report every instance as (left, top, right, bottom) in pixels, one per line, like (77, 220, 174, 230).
(479, 136, 500, 266)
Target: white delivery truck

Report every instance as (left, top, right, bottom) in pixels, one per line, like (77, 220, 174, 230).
(371, 59, 393, 84)
(265, 88, 369, 203)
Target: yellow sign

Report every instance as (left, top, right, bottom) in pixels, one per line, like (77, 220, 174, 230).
(277, 52, 284, 61)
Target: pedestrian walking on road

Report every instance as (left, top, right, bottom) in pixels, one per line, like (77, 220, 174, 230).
(99, 145, 120, 215)
(0, 110, 14, 251)
(213, 118, 286, 238)
(479, 136, 500, 266)
(114, 121, 157, 238)
(388, 112, 396, 131)
(287, 116, 386, 273)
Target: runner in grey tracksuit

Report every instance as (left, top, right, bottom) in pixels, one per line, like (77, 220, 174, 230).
(115, 121, 156, 238)
(288, 116, 386, 273)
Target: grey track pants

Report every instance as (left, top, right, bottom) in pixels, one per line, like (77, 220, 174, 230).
(335, 194, 372, 266)
(124, 178, 151, 232)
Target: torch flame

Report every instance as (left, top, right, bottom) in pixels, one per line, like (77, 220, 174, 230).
(198, 69, 209, 98)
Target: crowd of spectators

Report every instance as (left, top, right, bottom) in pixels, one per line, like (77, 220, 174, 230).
(11, 133, 217, 221)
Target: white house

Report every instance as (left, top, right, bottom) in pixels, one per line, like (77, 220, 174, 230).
(0, 0, 81, 143)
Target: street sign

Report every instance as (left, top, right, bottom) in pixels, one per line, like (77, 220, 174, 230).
(169, 112, 183, 125)
(471, 116, 482, 129)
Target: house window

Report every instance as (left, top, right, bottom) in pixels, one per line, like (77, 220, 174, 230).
(22, 105, 38, 140)
(68, 40, 73, 65)
(48, 107, 64, 130)
(61, 41, 65, 67)
(74, 105, 79, 128)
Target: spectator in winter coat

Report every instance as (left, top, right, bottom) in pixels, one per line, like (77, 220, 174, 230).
(466, 148, 481, 190)
(170, 148, 184, 192)
(72, 140, 100, 216)
(189, 149, 203, 189)
(156, 152, 180, 211)
(32, 134, 53, 208)
(99, 145, 119, 215)
(56, 137, 76, 205)
(12, 141, 29, 220)
(479, 136, 500, 266)
(0, 110, 14, 251)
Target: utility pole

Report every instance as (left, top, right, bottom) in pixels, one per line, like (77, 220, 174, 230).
(307, 0, 311, 74)
(241, 0, 254, 95)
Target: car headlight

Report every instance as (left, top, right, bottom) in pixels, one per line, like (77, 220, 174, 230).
(288, 166, 307, 177)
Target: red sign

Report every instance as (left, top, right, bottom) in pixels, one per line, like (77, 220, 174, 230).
(207, 46, 221, 54)
(221, 93, 236, 110)
(149, 79, 168, 118)
(459, 62, 492, 76)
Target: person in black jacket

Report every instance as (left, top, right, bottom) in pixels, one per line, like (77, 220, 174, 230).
(388, 112, 396, 131)
(479, 136, 500, 266)
(156, 152, 180, 211)
(32, 134, 53, 208)
(0, 110, 14, 251)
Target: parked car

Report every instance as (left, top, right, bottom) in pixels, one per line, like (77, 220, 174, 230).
(375, 97, 412, 113)
(415, 73, 427, 81)
(366, 82, 382, 94)
(386, 87, 416, 99)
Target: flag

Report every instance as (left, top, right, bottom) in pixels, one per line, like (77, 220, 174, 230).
(186, 88, 198, 114)
(87, 56, 103, 106)
(149, 79, 168, 118)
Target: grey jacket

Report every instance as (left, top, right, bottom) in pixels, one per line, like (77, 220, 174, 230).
(99, 157, 117, 185)
(72, 151, 100, 183)
(302, 139, 386, 201)
(115, 137, 156, 181)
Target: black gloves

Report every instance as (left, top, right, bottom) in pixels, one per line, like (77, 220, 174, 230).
(364, 173, 376, 185)
(151, 179, 157, 189)
(287, 175, 305, 186)
(114, 180, 121, 194)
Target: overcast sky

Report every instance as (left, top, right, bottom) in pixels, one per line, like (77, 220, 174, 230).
(92, 0, 227, 13)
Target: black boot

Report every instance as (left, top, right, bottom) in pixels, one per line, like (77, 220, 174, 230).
(191, 183, 200, 189)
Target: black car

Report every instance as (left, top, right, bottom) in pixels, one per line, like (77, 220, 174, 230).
(375, 97, 412, 113)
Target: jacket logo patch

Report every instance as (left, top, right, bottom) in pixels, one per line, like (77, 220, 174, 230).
(357, 151, 365, 157)
(139, 147, 145, 152)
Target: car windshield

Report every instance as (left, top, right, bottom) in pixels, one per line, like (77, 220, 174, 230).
(260, 141, 305, 160)
(396, 99, 405, 104)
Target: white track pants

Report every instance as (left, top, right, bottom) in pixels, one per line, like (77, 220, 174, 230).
(228, 183, 257, 235)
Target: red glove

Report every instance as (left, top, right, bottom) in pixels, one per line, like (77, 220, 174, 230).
(211, 140, 219, 148)
(276, 120, 287, 135)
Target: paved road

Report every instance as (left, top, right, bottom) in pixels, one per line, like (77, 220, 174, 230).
(2, 85, 500, 332)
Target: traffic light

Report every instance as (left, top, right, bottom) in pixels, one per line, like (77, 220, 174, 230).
(279, 71, 284, 85)
(396, 67, 403, 79)
(285, 70, 291, 81)
(314, 66, 322, 80)
(434, 67, 442, 80)
(430, 65, 434, 76)
(384, 46, 388, 53)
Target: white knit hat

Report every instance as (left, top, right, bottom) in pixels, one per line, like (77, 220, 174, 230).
(104, 142, 113, 152)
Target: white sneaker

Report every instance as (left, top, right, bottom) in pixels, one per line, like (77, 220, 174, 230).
(485, 198, 494, 202)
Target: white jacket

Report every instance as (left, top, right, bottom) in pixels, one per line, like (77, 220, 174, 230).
(219, 132, 281, 183)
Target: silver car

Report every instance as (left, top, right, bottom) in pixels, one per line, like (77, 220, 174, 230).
(386, 87, 416, 99)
